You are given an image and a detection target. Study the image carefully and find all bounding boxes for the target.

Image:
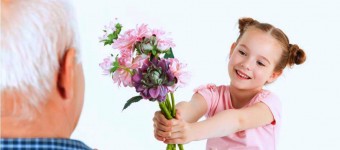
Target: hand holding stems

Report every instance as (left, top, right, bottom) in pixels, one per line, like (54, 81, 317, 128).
(158, 93, 185, 150)
(154, 93, 208, 146)
(153, 110, 194, 144)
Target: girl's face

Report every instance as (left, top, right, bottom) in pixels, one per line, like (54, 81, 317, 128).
(228, 28, 282, 91)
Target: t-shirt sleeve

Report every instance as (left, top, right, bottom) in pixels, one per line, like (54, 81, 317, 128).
(194, 84, 221, 117)
(260, 93, 282, 125)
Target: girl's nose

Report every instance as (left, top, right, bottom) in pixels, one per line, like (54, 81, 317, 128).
(241, 59, 254, 71)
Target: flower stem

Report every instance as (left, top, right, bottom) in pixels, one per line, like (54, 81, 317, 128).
(170, 93, 176, 117)
(159, 101, 173, 119)
(166, 144, 172, 150)
(158, 98, 184, 150)
(165, 94, 172, 111)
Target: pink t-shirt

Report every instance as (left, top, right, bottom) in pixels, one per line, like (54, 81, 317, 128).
(195, 84, 282, 150)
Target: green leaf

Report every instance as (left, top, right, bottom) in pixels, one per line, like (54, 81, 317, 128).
(122, 96, 143, 111)
(113, 56, 119, 67)
(115, 23, 122, 30)
(109, 55, 120, 73)
(104, 40, 112, 46)
(110, 66, 118, 73)
(115, 24, 122, 35)
(164, 48, 175, 58)
(113, 61, 119, 67)
(152, 49, 157, 56)
(112, 34, 118, 39)
(107, 34, 115, 41)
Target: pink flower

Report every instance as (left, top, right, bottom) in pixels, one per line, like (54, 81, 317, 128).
(118, 50, 147, 69)
(152, 29, 175, 51)
(118, 49, 133, 66)
(112, 68, 133, 87)
(131, 55, 148, 69)
(112, 29, 136, 52)
(112, 24, 152, 54)
(99, 56, 114, 75)
(134, 24, 152, 41)
(167, 58, 189, 92)
(112, 53, 147, 87)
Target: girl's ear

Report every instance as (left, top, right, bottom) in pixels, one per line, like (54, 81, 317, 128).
(229, 42, 237, 58)
(267, 70, 283, 84)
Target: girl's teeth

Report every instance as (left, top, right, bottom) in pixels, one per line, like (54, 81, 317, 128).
(237, 71, 250, 79)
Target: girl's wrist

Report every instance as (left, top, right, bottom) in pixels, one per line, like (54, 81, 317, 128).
(189, 122, 202, 142)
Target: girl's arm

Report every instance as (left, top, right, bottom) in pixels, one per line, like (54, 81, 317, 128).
(165, 101, 274, 144)
(174, 93, 208, 123)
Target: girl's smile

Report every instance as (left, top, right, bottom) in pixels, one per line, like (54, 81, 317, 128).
(235, 69, 251, 80)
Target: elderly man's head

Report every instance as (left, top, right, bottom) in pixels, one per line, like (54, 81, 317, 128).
(1, 0, 85, 138)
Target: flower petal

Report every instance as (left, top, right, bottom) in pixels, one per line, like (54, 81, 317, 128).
(159, 86, 168, 97)
(149, 86, 160, 99)
(136, 84, 144, 92)
(132, 73, 141, 83)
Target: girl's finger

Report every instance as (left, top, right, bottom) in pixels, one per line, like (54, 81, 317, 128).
(167, 131, 183, 139)
(155, 129, 171, 138)
(154, 122, 172, 132)
(164, 138, 185, 144)
(154, 111, 172, 126)
(154, 130, 165, 141)
(169, 123, 183, 133)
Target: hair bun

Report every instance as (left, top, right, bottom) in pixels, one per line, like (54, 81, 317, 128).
(288, 44, 306, 66)
(238, 17, 259, 34)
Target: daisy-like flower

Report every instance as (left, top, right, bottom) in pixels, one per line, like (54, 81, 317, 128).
(152, 29, 176, 51)
(112, 52, 147, 87)
(112, 24, 152, 53)
(167, 58, 189, 92)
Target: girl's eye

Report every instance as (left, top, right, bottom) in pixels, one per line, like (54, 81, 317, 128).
(257, 61, 265, 67)
(238, 50, 246, 56)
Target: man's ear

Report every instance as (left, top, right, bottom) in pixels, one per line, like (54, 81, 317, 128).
(267, 70, 283, 84)
(57, 48, 76, 100)
(229, 42, 237, 58)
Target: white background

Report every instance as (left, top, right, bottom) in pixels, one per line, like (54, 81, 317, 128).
(71, 0, 340, 149)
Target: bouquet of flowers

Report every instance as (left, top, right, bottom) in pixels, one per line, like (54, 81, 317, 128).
(99, 19, 188, 150)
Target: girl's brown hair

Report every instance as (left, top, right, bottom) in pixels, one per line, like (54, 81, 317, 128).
(236, 17, 306, 71)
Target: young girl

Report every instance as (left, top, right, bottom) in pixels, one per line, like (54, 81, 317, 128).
(153, 17, 306, 150)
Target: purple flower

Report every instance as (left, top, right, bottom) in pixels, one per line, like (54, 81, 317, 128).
(132, 58, 176, 102)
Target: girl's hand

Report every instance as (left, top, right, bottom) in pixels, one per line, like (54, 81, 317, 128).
(164, 110, 194, 144)
(153, 111, 172, 141)
(153, 93, 207, 144)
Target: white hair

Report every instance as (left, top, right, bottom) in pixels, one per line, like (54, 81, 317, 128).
(1, 0, 81, 119)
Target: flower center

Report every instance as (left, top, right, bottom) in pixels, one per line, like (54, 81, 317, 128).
(150, 69, 163, 85)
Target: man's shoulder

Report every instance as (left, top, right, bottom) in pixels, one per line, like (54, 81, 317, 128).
(0, 138, 92, 150)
